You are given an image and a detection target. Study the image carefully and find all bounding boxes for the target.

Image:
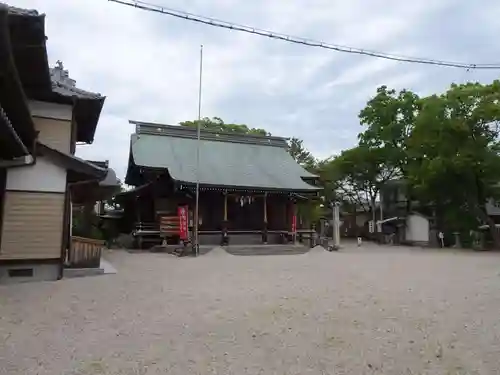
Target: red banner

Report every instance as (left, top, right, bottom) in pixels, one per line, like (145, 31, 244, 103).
(178, 206, 189, 240)
(291, 214, 297, 233)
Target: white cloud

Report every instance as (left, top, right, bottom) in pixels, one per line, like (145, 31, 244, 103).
(12, 0, 500, 181)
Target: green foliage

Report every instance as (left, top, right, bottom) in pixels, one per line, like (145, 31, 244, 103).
(180, 117, 268, 136)
(406, 81, 500, 241)
(318, 145, 397, 212)
(358, 85, 421, 175)
(180, 117, 317, 169)
(287, 137, 316, 170)
(314, 80, 500, 247)
(72, 208, 104, 240)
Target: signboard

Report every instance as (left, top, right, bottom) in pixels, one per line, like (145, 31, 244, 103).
(178, 206, 189, 240)
(291, 214, 297, 233)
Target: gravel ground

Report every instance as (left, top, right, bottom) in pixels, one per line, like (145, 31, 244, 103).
(1, 244, 500, 375)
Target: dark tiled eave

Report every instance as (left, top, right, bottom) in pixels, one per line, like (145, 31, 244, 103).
(0, 5, 38, 152)
(0, 103, 29, 159)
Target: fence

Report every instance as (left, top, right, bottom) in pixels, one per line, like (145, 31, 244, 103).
(68, 236, 104, 268)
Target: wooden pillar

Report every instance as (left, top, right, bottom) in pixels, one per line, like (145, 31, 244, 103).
(221, 190, 229, 246)
(293, 201, 298, 243)
(287, 198, 294, 230)
(262, 192, 268, 244)
(223, 190, 228, 221)
(136, 196, 141, 223)
(99, 201, 105, 216)
(263, 192, 268, 224)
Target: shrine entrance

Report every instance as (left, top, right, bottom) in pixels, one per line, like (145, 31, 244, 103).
(227, 194, 263, 231)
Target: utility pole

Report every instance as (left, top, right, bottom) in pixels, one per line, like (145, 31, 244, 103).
(194, 45, 203, 257)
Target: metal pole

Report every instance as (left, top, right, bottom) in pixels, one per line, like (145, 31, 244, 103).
(194, 45, 203, 256)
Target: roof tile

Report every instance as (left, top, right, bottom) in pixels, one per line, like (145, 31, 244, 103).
(129, 127, 318, 191)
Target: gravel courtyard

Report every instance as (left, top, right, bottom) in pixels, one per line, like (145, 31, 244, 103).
(1, 245, 500, 375)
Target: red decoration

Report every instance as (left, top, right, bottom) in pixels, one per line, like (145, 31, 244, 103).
(178, 206, 189, 240)
(291, 214, 297, 234)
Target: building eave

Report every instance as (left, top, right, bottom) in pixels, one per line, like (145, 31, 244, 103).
(37, 142, 107, 183)
(0, 5, 37, 151)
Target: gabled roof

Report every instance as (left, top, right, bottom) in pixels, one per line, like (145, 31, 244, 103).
(49, 63, 106, 144)
(126, 121, 318, 192)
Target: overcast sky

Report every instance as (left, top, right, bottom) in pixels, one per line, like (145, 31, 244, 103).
(14, 0, 500, 180)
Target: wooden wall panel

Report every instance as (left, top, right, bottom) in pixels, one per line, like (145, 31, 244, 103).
(34, 117, 71, 153)
(0, 191, 64, 260)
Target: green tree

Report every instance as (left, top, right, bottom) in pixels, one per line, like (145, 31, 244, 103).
(287, 137, 316, 170)
(407, 81, 500, 246)
(180, 117, 317, 168)
(318, 145, 397, 227)
(358, 86, 421, 178)
(180, 116, 268, 136)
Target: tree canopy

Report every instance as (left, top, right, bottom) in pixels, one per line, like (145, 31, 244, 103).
(314, 80, 500, 247)
(318, 145, 397, 213)
(180, 117, 316, 168)
(287, 137, 316, 170)
(406, 81, 500, 242)
(180, 117, 269, 136)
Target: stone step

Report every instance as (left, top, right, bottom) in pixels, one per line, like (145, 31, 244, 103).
(225, 245, 309, 256)
(63, 267, 104, 278)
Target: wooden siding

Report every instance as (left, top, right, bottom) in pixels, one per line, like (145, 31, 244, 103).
(0, 191, 64, 260)
(34, 117, 71, 153)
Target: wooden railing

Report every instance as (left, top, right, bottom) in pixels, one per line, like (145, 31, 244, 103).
(68, 236, 105, 268)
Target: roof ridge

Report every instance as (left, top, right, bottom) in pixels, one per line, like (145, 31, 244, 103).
(52, 80, 103, 99)
(3, 4, 40, 16)
(130, 120, 289, 148)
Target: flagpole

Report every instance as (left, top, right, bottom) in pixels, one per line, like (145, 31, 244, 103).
(194, 44, 203, 256)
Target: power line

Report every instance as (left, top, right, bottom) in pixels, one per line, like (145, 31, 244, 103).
(108, 0, 500, 70)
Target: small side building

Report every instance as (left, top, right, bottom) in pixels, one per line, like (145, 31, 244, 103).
(404, 213, 430, 245)
(0, 6, 107, 283)
(379, 180, 431, 246)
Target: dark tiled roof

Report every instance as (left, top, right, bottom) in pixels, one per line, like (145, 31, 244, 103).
(0, 103, 29, 159)
(0, 4, 39, 150)
(86, 160, 121, 187)
(52, 81, 103, 100)
(4, 4, 39, 16)
(49, 64, 106, 143)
